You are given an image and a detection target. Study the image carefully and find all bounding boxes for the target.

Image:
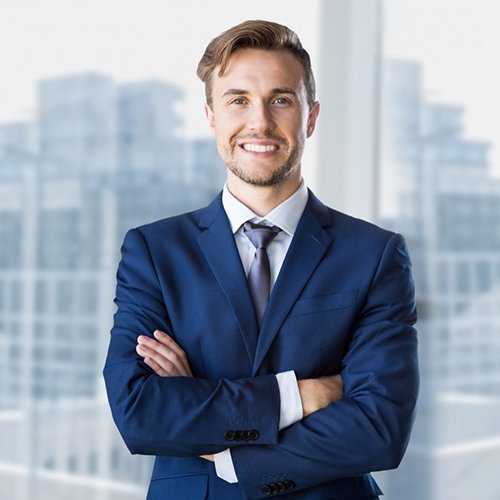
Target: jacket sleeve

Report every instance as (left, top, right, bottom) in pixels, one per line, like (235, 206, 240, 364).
(230, 233, 419, 499)
(103, 228, 281, 457)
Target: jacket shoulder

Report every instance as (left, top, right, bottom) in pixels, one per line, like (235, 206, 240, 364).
(327, 206, 399, 244)
(128, 196, 222, 243)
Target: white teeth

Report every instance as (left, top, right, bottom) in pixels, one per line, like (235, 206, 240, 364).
(242, 144, 278, 152)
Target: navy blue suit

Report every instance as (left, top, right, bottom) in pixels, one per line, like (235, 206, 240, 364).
(103, 190, 418, 499)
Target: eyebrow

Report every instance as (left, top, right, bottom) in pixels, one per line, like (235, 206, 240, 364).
(221, 89, 248, 98)
(220, 87, 298, 99)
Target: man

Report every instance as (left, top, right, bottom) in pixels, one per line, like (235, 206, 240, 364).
(103, 20, 418, 500)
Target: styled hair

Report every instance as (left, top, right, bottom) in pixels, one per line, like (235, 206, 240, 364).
(197, 20, 316, 108)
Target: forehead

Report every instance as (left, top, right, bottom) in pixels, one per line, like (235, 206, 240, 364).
(213, 48, 306, 94)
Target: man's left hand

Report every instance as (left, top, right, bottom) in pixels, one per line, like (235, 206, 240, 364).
(136, 330, 214, 462)
(136, 330, 193, 377)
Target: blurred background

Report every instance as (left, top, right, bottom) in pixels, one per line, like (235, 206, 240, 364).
(1, 0, 499, 499)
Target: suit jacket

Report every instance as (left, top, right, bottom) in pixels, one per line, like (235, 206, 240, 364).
(103, 190, 418, 499)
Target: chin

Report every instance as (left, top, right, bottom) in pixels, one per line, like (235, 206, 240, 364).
(236, 168, 296, 187)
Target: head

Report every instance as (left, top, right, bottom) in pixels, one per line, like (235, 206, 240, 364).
(197, 20, 320, 195)
(197, 19, 316, 110)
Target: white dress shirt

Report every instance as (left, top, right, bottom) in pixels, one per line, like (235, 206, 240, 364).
(213, 181, 308, 483)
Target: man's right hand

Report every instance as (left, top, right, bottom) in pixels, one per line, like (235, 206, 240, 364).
(298, 375, 344, 417)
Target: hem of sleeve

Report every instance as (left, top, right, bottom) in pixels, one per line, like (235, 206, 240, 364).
(214, 448, 238, 483)
(276, 370, 303, 430)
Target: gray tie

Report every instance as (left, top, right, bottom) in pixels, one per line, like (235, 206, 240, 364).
(244, 222, 281, 325)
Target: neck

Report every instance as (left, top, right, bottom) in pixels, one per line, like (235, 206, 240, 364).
(226, 173, 302, 216)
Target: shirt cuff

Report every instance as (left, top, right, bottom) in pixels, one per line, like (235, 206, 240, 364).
(276, 370, 303, 430)
(214, 448, 238, 483)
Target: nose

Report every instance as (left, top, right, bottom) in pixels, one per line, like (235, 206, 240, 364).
(248, 102, 276, 132)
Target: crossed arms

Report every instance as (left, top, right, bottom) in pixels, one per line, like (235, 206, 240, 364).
(136, 329, 344, 463)
(103, 226, 419, 498)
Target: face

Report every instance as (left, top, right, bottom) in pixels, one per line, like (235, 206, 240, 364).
(205, 48, 319, 190)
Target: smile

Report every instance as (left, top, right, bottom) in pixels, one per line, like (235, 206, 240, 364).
(241, 144, 279, 153)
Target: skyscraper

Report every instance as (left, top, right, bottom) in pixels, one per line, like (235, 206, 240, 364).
(0, 72, 222, 500)
(379, 58, 500, 500)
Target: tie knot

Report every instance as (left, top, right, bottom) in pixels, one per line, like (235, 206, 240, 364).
(243, 222, 281, 250)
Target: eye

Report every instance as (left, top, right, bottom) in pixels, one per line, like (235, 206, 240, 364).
(273, 97, 290, 105)
(230, 98, 246, 105)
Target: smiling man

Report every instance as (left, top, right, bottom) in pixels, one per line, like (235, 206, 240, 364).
(104, 20, 418, 500)
(205, 47, 317, 208)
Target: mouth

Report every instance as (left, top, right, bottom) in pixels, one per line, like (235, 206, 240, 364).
(237, 138, 283, 155)
(241, 143, 279, 153)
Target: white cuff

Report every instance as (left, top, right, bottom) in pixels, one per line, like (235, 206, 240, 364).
(276, 370, 303, 430)
(214, 448, 238, 483)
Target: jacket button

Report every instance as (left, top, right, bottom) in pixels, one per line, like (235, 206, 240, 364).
(249, 429, 260, 440)
(234, 430, 242, 441)
(276, 482, 286, 492)
(261, 485, 272, 495)
(224, 430, 235, 441)
(242, 430, 251, 441)
(270, 483, 279, 494)
(283, 480, 295, 490)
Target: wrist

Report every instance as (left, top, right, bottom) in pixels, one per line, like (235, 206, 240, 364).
(297, 378, 315, 417)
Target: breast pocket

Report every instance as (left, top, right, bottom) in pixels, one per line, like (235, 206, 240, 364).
(146, 474, 208, 500)
(290, 290, 358, 317)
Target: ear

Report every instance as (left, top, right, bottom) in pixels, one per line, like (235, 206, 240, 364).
(306, 101, 320, 138)
(205, 103, 216, 135)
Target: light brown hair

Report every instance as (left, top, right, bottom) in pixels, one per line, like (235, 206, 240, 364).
(197, 20, 316, 108)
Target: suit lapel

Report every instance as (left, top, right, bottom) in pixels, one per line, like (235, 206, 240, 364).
(253, 192, 334, 375)
(197, 195, 259, 363)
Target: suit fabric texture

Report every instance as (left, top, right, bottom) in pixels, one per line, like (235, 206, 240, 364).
(103, 190, 419, 499)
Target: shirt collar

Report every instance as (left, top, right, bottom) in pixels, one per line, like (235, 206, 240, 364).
(222, 180, 309, 237)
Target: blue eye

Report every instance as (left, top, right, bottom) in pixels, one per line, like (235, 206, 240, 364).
(274, 97, 289, 105)
(231, 98, 246, 105)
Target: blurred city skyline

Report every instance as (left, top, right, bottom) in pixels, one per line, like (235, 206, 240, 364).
(1, 1, 500, 499)
(1, 0, 499, 171)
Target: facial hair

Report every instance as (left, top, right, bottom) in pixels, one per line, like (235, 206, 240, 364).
(219, 135, 304, 187)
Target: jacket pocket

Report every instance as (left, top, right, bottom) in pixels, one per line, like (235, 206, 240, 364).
(324, 475, 383, 498)
(146, 473, 208, 500)
(290, 290, 358, 317)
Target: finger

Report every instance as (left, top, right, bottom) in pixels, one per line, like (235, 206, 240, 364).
(137, 335, 188, 375)
(137, 333, 193, 377)
(137, 343, 187, 376)
(153, 330, 193, 376)
(143, 356, 168, 377)
(150, 337, 192, 376)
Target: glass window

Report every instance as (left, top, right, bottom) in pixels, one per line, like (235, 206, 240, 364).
(56, 279, 75, 314)
(476, 261, 491, 293)
(35, 279, 49, 313)
(455, 261, 471, 294)
(9, 279, 22, 313)
(382, 1, 500, 498)
(80, 280, 98, 314)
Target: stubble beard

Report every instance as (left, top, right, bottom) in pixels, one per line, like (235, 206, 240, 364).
(221, 139, 303, 187)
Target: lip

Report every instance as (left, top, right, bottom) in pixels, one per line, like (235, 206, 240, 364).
(239, 143, 280, 155)
(238, 139, 281, 146)
(237, 137, 283, 155)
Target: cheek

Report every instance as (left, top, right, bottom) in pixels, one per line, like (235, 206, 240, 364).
(281, 114, 307, 139)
